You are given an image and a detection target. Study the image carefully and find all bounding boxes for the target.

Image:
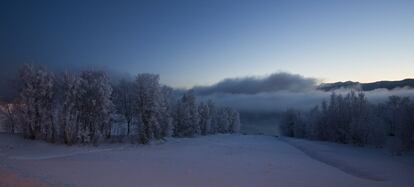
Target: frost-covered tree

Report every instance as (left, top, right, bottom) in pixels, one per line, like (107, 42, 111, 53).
(0, 100, 26, 134)
(60, 72, 82, 144)
(78, 70, 113, 144)
(198, 102, 211, 135)
(326, 93, 349, 143)
(134, 74, 162, 144)
(159, 86, 174, 137)
(19, 64, 56, 142)
(347, 92, 369, 145)
(281, 91, 389, 148)
(314, 100, 330, 140)
(228, 108, 241, 133)
(304, 106, 321, 139)
(365, 109, 387, 147)
(207, 100, 218, 134)
(380, 96, 413, 154)
(216, 107, 230, 133)
(112, 79, 135, 136)
(13, 64, 243, 145)
(280, 109, 305, 138)
(0, 103, 18, 133)
(174, 90, 200, 137)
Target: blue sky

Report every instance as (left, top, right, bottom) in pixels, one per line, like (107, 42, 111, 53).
(1, 0, 413, 88)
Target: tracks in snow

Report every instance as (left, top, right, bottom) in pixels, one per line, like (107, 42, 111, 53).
(279, 137, 386, 182)
(8, 147, 127, 161)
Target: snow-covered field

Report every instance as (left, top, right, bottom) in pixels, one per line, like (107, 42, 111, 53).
(1, 133, 413, 187)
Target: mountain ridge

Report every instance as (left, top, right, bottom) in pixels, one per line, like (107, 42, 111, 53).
(318, 78, 414, 91)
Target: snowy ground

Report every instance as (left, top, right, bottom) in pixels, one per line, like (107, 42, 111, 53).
(1, 133, 414, 187)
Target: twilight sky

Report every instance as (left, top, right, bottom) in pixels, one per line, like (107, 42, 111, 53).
(1, 0, 413, 88)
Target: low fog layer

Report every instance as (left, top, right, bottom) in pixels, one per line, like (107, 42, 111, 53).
(194, 72, 318, 95)
(196, 73, 414, 113)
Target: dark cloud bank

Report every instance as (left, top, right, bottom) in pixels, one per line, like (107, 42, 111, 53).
(194, 72, 414, 113)
(194, 72, 318, 95)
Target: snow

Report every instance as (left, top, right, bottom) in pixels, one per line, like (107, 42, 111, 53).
(1, 133, 414, 187)
(282, 137, 414, 186)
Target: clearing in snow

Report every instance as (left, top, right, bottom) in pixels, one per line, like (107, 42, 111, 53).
(0, 133, 413, 187)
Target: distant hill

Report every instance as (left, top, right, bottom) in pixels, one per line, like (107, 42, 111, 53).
(318, 79, 414, 91)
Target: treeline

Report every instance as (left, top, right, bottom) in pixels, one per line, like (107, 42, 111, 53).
(280, 91, 414, 155)
(0, 64, 240, 145)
